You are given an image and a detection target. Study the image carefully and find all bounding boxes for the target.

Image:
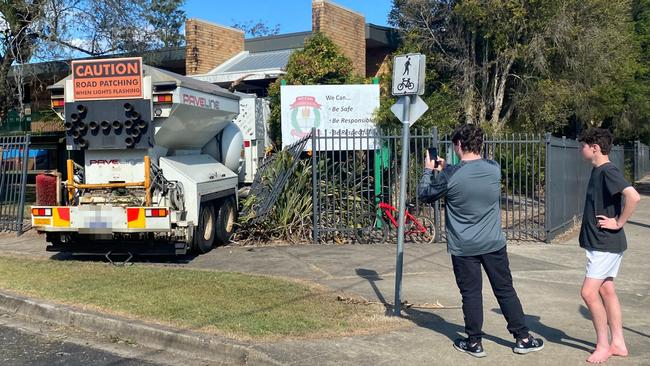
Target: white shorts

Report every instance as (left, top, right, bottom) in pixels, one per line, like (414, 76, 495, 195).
(585, 250, 623, 279)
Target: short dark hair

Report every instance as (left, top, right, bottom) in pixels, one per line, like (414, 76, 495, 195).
(451, 124, 484, 154)
(578, 128, 613, 154)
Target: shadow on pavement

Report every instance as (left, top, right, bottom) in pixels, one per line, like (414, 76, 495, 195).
(355, 266, 513, 348)
(494, 308, 595, 353)
(579, 304, 650, 340)
(49, 252, 200, 265)
(354, 268, 392, 316)
(626, 220, 650, 229)
(354, 267, 601, 353)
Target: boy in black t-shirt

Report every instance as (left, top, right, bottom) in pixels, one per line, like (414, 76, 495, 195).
(578, 128, 641, 363)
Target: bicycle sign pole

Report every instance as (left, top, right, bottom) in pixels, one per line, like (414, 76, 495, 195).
(390, 54, 428, 316)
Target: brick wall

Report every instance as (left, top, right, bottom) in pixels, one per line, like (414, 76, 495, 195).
(185, 19, 244, 75)
(312, 0, 366, 77)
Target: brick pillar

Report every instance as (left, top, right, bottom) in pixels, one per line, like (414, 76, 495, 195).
(185, 19, 245, 75)
(312, 0, 366, 77)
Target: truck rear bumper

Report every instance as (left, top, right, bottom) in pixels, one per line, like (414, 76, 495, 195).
(31, 206, 171, 234)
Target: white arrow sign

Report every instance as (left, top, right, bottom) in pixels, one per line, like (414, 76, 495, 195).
(390, 95, 429, 126)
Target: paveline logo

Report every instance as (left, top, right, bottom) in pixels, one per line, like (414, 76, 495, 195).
(289, 96, 321, 138)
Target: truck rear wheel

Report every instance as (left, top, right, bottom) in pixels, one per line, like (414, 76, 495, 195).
(215, 197, 236, 244)
(192, 203, 216, 253)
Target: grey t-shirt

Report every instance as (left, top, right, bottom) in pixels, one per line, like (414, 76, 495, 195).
(417, 159, 506, 256)
(579, 162, 630, 253)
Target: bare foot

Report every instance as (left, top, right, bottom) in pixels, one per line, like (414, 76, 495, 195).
(587, 347, 611, 363)
(609, 342, 628, 357)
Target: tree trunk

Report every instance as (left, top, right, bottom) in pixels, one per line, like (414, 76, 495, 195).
(490, 55, 514, 132)
(463, 30, 477, 124)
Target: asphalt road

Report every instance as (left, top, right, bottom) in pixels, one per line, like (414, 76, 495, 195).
(0, 323, 159, 366)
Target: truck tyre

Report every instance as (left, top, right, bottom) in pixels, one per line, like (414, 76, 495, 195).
(193, 203, 216, 253)
(215, 197, 236, 245)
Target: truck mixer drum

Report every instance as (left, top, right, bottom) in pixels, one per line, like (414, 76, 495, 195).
(89, 121, 99, 131)
(100, 120, 110, 131)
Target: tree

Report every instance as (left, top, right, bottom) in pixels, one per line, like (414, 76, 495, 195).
(266, 32, 356, 146)
(145, 0, 186, 48)
(0, 0, 186, 122)
(373, 37, 461, 133)
(617, 0, 650, 144)
(389, 0, 639, 134)
(231, 20, 280, 37)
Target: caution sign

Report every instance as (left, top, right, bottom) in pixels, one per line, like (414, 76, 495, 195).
(72, 57, 143, 100)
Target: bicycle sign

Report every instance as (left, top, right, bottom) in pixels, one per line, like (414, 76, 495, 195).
(392, 54, 425, 96)
(396, 78, 414, 92)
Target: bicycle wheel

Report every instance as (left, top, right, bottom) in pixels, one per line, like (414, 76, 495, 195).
(354, 212, 388, 244)
(407, 215, 436, 244)
(397, 83, 404, 91)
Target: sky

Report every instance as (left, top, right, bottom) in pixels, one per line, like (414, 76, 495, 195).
(183, 0, 394, 35)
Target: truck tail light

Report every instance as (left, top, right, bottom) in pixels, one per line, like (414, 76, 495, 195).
(244, 140, 251, 148)
(32, 208, 52, 217)
(153, 94, 173, 103)
(145, 208, 168, 217)
(56, 208, 70, 221)
(51, 98, 64, 108)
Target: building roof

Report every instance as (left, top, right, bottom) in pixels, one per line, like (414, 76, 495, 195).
(244, 31, 312, 53)
(220, 49, 293, 73)
(194, 23, 399, 85)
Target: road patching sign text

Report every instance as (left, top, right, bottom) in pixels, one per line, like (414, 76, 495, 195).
(72, 57, 143, 100)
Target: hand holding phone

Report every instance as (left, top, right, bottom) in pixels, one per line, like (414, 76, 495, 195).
(426, 147, 443, 171)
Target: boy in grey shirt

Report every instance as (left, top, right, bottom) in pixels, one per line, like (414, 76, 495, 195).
(418, 124, 543, 358)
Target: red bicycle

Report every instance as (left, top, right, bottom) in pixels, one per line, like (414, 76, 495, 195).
(354, 201, 436, 245)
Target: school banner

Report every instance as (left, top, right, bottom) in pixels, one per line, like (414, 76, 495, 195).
(280, 84, 380, 150)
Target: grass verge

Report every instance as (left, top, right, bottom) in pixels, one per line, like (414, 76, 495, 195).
(0, 255, 400, 340)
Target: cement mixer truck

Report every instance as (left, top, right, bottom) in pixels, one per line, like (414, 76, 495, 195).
(30, 57, 244, 255)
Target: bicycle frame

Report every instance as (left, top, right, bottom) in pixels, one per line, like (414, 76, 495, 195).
(378, 202, 427, 233)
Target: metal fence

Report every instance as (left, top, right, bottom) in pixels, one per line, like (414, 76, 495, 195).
(634, 141, 650, 181)
(311, 128, 547, 243)
(311, 129, 631, 244)
(0, 134, 30, 233)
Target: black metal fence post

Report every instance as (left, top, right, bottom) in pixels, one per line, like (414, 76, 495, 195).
(311, 127, 319, 244)
(544, 133, 552, 243)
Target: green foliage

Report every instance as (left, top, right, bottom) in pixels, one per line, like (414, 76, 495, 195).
(267, 33, 357, 146)
(238, 151, 313, 242)
(390, 0, 647, 138)
(238, 149, 374, 243)
(617, 0, 650, 144)
(373, 43, 461, 134)
(144, 0, 186, 48)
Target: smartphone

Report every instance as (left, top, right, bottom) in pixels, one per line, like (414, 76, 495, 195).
(427, 147, 439, 168)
